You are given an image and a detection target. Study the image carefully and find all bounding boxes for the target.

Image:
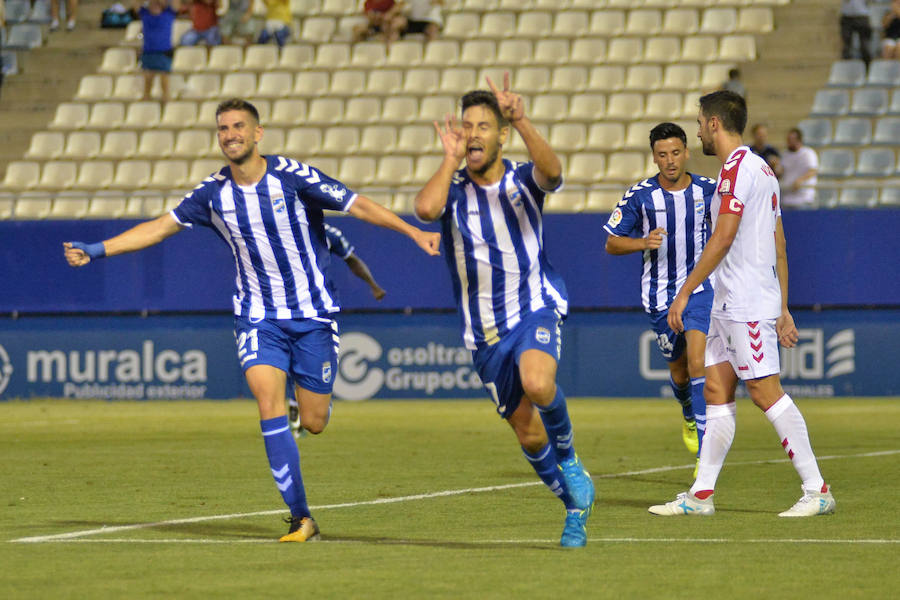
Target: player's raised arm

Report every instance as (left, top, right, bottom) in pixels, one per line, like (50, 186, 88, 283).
(415, 114, 466, 222)
(63, 213, 184, 267)
(348, 195, 440, 256)
(774, 217, 799, 348)
(486, 72, 562, 190)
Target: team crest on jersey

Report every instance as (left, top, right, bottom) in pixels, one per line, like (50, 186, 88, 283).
(535, 327, 551, 345)
(508, 187, 522, 207)
(718, 179, 732, 194)
(320, 184, 347, 201)
(608, 207, 623, 227)
(271, 193, 286, 214)
(322, 361, 332, 383)
(695, 199, 705, 215)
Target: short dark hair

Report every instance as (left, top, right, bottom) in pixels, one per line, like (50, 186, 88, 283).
(728, 68, 740, 79)
(649, 122, 687, 150)
(788, 127, 803, 141)
(460, 90, 508, 128)
(698, 90, 747, 135)
(215, 98, 260, 124)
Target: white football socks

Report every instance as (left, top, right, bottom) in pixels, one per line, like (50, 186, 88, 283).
(766, 394, 826, 493)
(690, 402, 736, 496)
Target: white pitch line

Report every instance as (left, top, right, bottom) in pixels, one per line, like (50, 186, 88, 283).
(10, 449, 899, 544)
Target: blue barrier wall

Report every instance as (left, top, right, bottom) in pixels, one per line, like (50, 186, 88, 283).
(1, 209, 898, 314)
(1, 310, 896, 400)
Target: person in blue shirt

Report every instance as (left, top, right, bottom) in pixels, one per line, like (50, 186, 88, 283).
(133, 0, 179, 102)
(64, 98, 441, 543)
(414, 73, 595, 548)
(604, 122, 717, 474)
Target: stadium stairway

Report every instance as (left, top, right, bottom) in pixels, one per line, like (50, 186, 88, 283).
(0, 0, 124, 174)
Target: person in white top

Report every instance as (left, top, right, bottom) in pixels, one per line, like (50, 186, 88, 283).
(780, 128, 818, 208)
(648, 90, 836, 518)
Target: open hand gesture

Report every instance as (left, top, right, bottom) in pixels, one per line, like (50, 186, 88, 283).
(434, 114, 466, 163)
(486, 71, 525, 124)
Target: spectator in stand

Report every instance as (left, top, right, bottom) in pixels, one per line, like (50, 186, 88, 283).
(841, 0, 873, 68)
(781, 128, 818, 208)
(134, 0, 179, 103)
(353, 0, 407, 47)
(219, 0, 255, 45)
(257, 0, 291, 47)
(749, 123, 784, 178)
(180, 0, 221, 46)
(50, 0, 78, 31)
(882, 0, 900, 59)
(404, 0, 442, 42)
(720, 68, 746, 99)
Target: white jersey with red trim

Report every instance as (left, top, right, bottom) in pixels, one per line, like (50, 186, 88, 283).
(711, 146, 783, 321)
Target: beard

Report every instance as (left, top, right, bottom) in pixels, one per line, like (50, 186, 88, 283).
(468, 144, 501, 177)
(701, 137, 716, 156)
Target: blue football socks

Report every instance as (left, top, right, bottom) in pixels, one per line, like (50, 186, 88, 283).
(523, 443, 576, 510)
(260, 416, 309, 518)
(670, 375, 693, 421)
(691, 376, 707, 450)
(536, 386, 576, 463)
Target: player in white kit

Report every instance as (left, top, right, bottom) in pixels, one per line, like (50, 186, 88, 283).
(648, 91, 836, 518)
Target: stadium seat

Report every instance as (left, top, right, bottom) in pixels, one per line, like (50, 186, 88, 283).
(736, 7, 773, 33)
(277, 44, 314, 70)
(403, 68, 440, 94)
(100, 47, 137, 74)
(827, 60, 866, 87)
(565, 152, 606, 185)
(544, 190, 586, 213)
(423, 40, 461, 66)
(443, 12, 480, 40)
(549, 66, 588, 93)
(220, 72, 256, 98)
(136, 130, 175, 158)
(866, 59, 900, 87)
(662, 64, 700, 90)
(818, 148, 855, 178)
(515, 66, 550, 93)
(590, 10, 625, 35)
(386, 40, 422, 67)
(112, 160, 152, 188)
(321, 126, 360, 155)
(329, 69, 366, 96)
(461, 40, 499, 67)
(254, 71, 293, 99)
(569, 93, 607, 121)
(645, 92, 683, 119)
(810, 89, 850, 116)
(645, 37, 681, 63)
(188, 159, 225, 183)
(62, 131, 101, 159)
(87, 194, 128, 218)
(662, 9, 700, 35)
(315, 43, 351, 70)
(832, 118, 872, 145)
(607, 152, 647, 182)
(350, 41, 387, 68)
(366, 70, 403, 96)
(123, 193, 163, 218)
(172, 46, 208, 73)
(439, 68, 477, 94)
(700, 64, 734, 90)
(873, 117, 900, 145)
(285, 127, 323, 156)
(149, 160, 189, 189)
(607, 38, 644, 64)
(74, 75, 113, 100)
(850, 88, 889, 115)
(318, 0, 351, 15)
(889, 90, 900, 115)
(681, 36, 717, 61)
(418, 95, 456, 121)
(270, 99, 308, 126)
(13, 195, 52, 218)
(3, 161, 41, 189)
(182, 73, 221, 100)
(625, 65, 662, 90)
(718, 35, 756, 61)
(587, 122, 625, 151)
(477, 66, 507, 90)
(480, 12, 516, 39)
(300, 16, 336, 43)
(258, 126, 284, 155)
(359, 125, 397, 154)
(626, 9, 662, 35)
(585, 189, 623, 212)
(797, 118, 833, 146)
(625, 121, 659, 149)
(202, 45, 241, 73)
(292, 71, 330, 97)
(35, 160, 77, 189)
(6, 23, 42, 49)
(5, 0, 31, 23)
(681, 91, 703, 119)
(517, 12, 553, 38)
(25, 131, 65, 159)
(607, 92, 646, 120)
(73, 161, 114, 190)
(855, 148, 895, 177)
(123, 101, 162, 129)
(533, 39, 569, 65)
(99, 131, 138, 159)
(381, 96, 419, 123)
(396, 124, 435, 153)
(588, 65, 626, 91)
(307, 98, 344, 124)
(550, 123, 587, 152)
(374, 156, 414, 186)
(700, 7, 737, 33)
(838, 187, 879, 208)
(86, 102, 124, 130)
(344, 97, 381, 124)
(160, 101, 198, 128)
(552, 11, 590, 37)
(532, 94, 569, 122)
(413, 154, 444, 183)
(879, 187, 900, 206)
(174, 130, 213, 158)
(570, 38, 607, 65)
(338, 156, 376, 187)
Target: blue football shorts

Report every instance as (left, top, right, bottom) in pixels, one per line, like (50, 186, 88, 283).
(472, 308, 563, 420)
(233, 316, 339, 394)
(648, 288, 713, 362)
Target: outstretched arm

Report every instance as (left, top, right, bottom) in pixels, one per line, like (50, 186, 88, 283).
(774, 217, 799, 348)
(415, 114, 466, 222)
(348, 195, 440, 256)
(487, 72, 562, 190)
(344, 253, 386, 300)
(63, 213, 183, 267)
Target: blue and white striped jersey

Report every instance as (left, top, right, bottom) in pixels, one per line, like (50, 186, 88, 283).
(604, 174, 717, 313)
(324, 223, 354, 260)
(172, 155, 358, 321)
(440, 160, 568, 350)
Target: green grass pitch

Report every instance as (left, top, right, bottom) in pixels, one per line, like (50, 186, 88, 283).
(1, 398, 898, 599)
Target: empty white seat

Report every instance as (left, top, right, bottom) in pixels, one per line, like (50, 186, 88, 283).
(315, 42, 351, 69)
(423, 40, 461, 66)
(382, 96, 419, 123)
(182, 73, 221, 100)
(87, 194, 128, 217)
(517, 12, 553, 38)
(359, 125, 397, 153)
(443, 12, 480, 39)
(439, 68, 477, 94)
(625, 121, 659, 149)
(270, 99, 308, 126)
(480, 12, 516, 38)
(543, 190, 586, 213)
(590, 10, 625, 35)
(700, 63, 733, 90)
(626, 9, 662, 35)
(700, 7, 737, 33)
(550, 123, 587, 152)
(570, 38, 606, 64)
(63, 131, 101, 158)
(112, 160, 152, 188)
(330, 69, 366, 95)
(374, 156, 414, 185)
(515, 66, 550, 93)
(26, 131, 65, 159)
(624, 65, 662, 90)
(344, 97, 382, 123)
(403, 68, 440, 94)
(75, 74, 114, 100)
(873, 117, 900, 145)
(495, 39, 531, 65)
(533, 39, 569, 65)
(418, 95, 457, 121)
(285, 127, 323, 155)
(588, 65, 626, 91)
(258, 126, 285, 155)
(221, 72, 257, 98)
(321, 126, 360, 154)
(307, 98, 344, 124)
(832, 118, 872, 145)
(645, 37, 681, 63)
(531, 94, 569, 122)
(645, 92, 683, 119)
(338, 156, 376, 187)
(123, 101, 162, 129)
(277, 44, 315, 70)
(136, 130, 175, 158)
(3, 161, 41, 189)
(292, 71, 330, 97)
(565, 153, 606, 185)
(397, 125, 435, 153)
(149, 160, 189, 188)
(662, 64, 701, 90)
(553, 11, 590, 37)
(99, 131, 138, 158)
(73, 161, 114, 190)
(607, 92, 646, 120)
(606, 151, 647, 182)
(855, 148, 895, 177)
(36, 160, 78, 189)
(256, 71, 295, 98)
(586, 189, 623, 212)
(662, 9, 699, 35)
(14, 196, 53, 218)
(160, 101, 198, 128)
(300, 16, 336, 43)
(718, 35, 756, 61)
(850, 88, 889, 115)
(681, 36, 717, 61)
(50, 103, 90, 130)
(206, 45, 243, 71)
(99, 47, 137, 73)
(827, 60, 866, 87)
(350, 42, 387, 68)
(736, 6, 773, 33)
(607, 38, 644, 64)
(413, 154, 444, 183)
(549, 66, 588, 93)
(174, 130, 212, 157)
(188, 159, 225, 183)
(386, 40, 422, 67)
(569, 93, 607, 121)
(172, 46, 208, 73)
(88, 102, 125, 129)
(366, 69, 403, 95)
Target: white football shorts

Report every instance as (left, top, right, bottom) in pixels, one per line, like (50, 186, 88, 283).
(705, 317, 780, 380)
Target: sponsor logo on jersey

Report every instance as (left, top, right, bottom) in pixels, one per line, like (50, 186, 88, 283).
(535, 327, 551, 345)
(322, 361, 332, 383)
(320, 184, 347, 201)
(608, 207, 623, 227)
